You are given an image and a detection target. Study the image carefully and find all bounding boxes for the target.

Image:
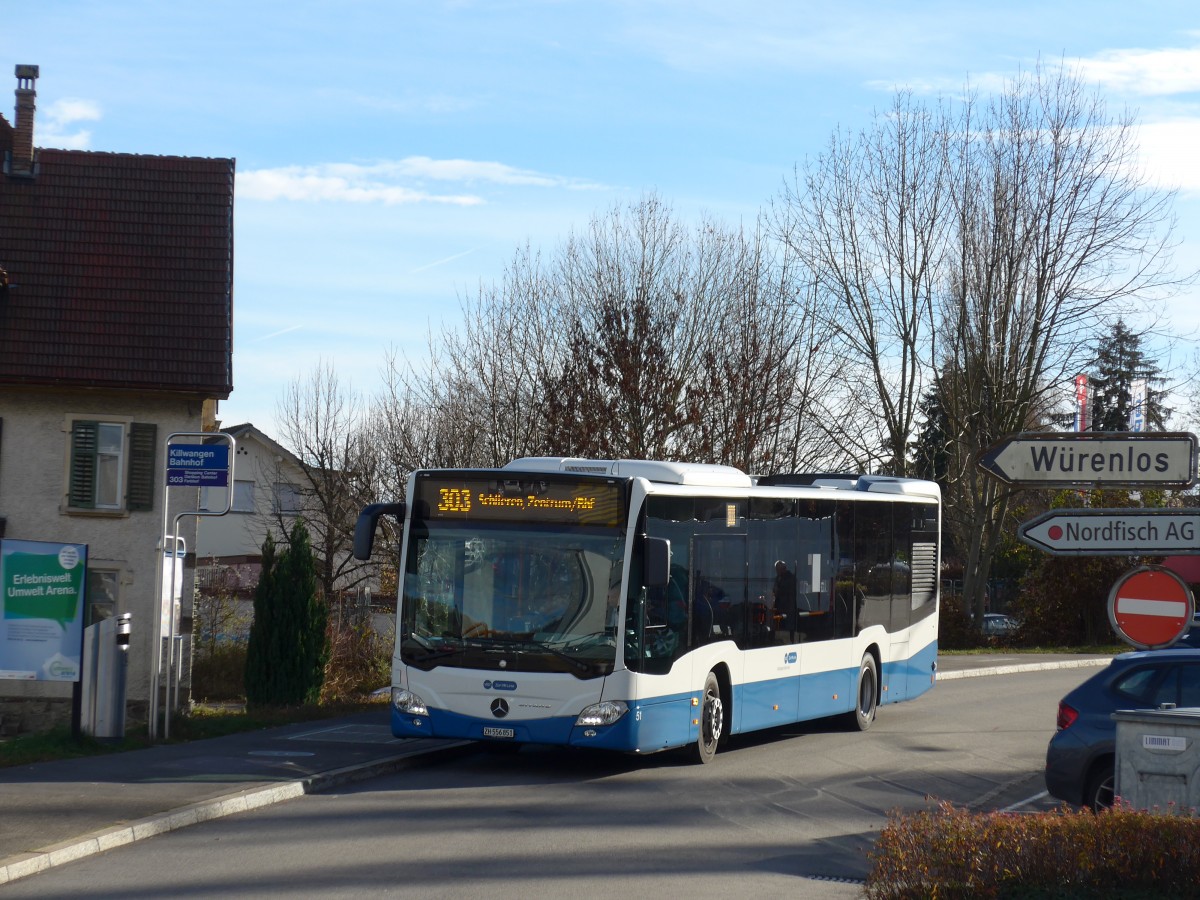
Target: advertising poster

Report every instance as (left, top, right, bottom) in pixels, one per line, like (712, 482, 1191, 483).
(0, 539, 88, 681)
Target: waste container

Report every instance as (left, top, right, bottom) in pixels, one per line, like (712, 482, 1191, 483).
(1113, 706, 1200, 812)
(80, 613, 132, 739)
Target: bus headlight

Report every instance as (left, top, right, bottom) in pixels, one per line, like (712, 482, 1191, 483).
(575, 701, 628, 727)
(392, 688, 429, 716)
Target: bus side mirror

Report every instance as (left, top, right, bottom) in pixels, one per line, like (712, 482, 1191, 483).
(353, 502, 406, 560)
(644, 537, 670, 588)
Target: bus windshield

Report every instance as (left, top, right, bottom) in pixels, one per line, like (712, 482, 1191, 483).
(400, 526, 626, 679)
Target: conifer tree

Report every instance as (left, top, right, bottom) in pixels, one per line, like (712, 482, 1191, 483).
(243, 521, 328, 706)
(244, 533, 278, 707)
(1089, 320, 1169, 432)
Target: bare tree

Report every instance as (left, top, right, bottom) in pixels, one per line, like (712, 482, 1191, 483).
(938, 64, 1181, 623)
(372, 194, 839, 477)
(775, 90, 952, 474)
(375, 241, 565, 488)
(275, 362, 379, 605)
(544, 195, 723, 458)
(684, 220, 845, 473)
(775, 66, 1181, 623)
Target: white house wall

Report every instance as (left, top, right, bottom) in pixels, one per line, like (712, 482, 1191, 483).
(195, 433, 308, 560)
(0, 390, 203, 709)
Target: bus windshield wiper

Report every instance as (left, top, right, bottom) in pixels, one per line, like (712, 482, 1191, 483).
(485, 638, 592, 674)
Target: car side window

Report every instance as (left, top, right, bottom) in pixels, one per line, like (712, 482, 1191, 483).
(1180, 665, 1200, 708)
(1149, 667, 1181, 708)
(1113, 666, 1164, 704)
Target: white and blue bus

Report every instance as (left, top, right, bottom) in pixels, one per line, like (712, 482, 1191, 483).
(354, 457, 941, 763)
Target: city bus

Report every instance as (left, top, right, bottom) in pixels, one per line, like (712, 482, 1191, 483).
(354, 457, 941, 763)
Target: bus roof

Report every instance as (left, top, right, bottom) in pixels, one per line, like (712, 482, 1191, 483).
(502, 457, 939, 499)
(504, 457, 753, 487)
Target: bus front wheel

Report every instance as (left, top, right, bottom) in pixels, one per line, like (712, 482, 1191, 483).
(847, 653, 878, 732)
(692, 671, 723, 764)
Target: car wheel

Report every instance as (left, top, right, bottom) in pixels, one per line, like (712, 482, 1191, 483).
(692, 671, 723, 764)
(846, 653, 878, 732)
(1085, 758, 1115, 811)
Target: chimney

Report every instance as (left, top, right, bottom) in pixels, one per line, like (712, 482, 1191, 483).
(11, 64, 38, 176)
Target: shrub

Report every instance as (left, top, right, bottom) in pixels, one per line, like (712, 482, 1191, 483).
(866, 800, 1200, 899)
(320, 617, 391, 704)
(191, 643, 247, 701)
(937, 592, 985, 651)
(191, 561, 252, 702)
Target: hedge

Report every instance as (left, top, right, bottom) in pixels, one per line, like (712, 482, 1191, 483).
(866, 800, 1200, 899)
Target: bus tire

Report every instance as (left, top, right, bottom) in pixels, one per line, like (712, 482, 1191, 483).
(692, 671, 724, 764)
(847, 653, 878, 732)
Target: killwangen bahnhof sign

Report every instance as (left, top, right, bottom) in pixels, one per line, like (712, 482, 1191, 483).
(166, 443, 229, 487)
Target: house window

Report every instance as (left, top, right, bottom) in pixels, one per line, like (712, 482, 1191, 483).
(67, 420, 157, 512)
(86, 567, 121, 624)
(274, 483, 301, 515)
(199, 480, 255, 513)
(233, 480, 255, 513)
(95, 424, 124, 508)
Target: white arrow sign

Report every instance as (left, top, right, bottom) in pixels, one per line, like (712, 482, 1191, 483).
(1019, 509, 1200, 556)
(977, 432, 1198, 488)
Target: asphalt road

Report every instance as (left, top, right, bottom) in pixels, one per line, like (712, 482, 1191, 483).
(0, 665, 1095, 898)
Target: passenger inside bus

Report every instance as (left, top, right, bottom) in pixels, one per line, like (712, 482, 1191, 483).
(773, 560, 797, 640)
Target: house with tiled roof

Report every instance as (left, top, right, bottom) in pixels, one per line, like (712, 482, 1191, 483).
(194, 422, 307, 602)
(0, 65, 234, 735)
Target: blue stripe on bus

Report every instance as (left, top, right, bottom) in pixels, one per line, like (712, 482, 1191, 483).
(390, 689, 699, 753)
(391, 640, 939, 752)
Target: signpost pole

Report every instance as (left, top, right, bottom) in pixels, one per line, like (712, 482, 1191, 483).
(151, 432, 235, 741)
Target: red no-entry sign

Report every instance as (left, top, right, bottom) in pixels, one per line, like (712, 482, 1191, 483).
(1107, 566, 1195, 649)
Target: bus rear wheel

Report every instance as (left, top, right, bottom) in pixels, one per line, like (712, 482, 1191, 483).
(692, 671, 723, 764)
(847, 653, 878, 732)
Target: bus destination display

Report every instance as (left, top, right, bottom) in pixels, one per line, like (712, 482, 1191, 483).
(417, 476, 625, 527)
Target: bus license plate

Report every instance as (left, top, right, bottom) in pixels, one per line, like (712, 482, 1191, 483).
(482, 727, 515, 739)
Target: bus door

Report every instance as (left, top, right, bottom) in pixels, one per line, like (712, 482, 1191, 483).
(690, 534, 747, 721)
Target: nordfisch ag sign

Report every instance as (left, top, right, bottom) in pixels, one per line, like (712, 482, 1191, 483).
(976, 432, 1198, 489)
(1019, 509, 1200, 556)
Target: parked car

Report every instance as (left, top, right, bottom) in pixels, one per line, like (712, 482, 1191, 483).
(1045, 648, 1200, 810)
(981, 613, 1018, 636)
(1176, 614, 1200, 649)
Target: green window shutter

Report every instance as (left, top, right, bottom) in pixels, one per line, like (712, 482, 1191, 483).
(68, 420, 98, 509)
(126, 422, 158, 512)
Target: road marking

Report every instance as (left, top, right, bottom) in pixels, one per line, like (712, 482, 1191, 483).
(938, 658, 1109, 680)
(1001, 790, 1048, 813)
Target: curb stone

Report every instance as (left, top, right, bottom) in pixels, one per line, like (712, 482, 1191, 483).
(0, 741, 475, 886)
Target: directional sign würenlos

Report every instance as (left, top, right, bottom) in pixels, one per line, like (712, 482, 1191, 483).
(1019, 509, 1200, 556)
(976, 432, 1198, 489)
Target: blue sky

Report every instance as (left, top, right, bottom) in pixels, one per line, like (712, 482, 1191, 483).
(6, 2, 1200, 435)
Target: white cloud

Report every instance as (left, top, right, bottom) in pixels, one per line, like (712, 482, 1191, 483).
(237, 166, 481, 205)
(1135, 119, 1200, 194)
(1076, 46, 1200, 96)
(864, 72, 1009, 99)
(237, 158, 603, 204)
(38, 97, 101, 150)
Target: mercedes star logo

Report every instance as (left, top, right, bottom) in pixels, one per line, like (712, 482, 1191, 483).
(490, 698, 509, 718)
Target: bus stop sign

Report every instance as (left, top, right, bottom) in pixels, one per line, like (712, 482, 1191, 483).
(1107, 566, 1195, 650)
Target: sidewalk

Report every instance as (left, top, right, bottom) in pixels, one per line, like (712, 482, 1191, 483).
(0, 653, 1112, 887)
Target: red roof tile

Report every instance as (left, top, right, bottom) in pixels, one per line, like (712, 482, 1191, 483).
(0, 148, 234, 396)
